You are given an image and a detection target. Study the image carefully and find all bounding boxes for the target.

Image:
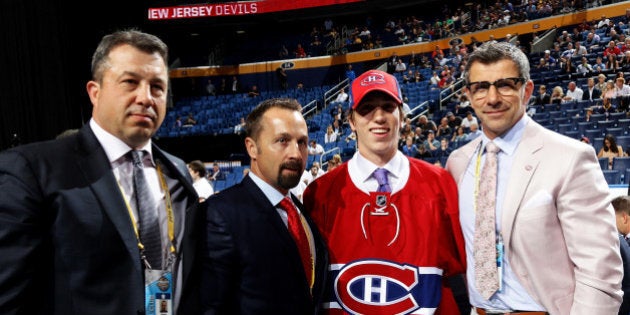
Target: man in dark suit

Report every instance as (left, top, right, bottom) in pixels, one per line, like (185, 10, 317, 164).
(532, 84, 551, 106)
(201, 98, 328, 314)
(583, 77, 603, 102)
(613, 195, 630, 315)
(0, 30, 201, 315)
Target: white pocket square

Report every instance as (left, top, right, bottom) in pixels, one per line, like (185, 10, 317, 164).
(523, 191, 553, 209)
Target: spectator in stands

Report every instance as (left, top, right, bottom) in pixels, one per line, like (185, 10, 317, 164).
(550, 85, 565, 105)
(430, 71, 441, 85)
(557, 56, 574, 75)
(174, 115, 182, 129)
(330, 88, 348, 108)
(436, 116, 453, 139)
(597, 15, 611, 29)
(417, 114, 437, 137)
(598, 97, 617, 117)
(307, 139, 324, 156)
(435, 138, 453, 160)
(598, 134, 625, 170)
(208, 163, 224, 181)
(234, 117, 246, 135)
(621, 51, 630, 70)
(276, 67, 288, 90)
(247, 84, 261, 98)
(563, 81, 584, 103)
(332, 118, 344, 136)
(184, 112, 197, 126)
(309, 36, 323, 56)
(604, 40, 622, 58)
(560, 42, 575, 60)
(576, 56, 593, 75)
(584, 31, 601, 50)
(205, 78, 216, 96)
(447, 111, 462, 129)
(621, 39, 630, 54)
(324, 125, 337, 144)
(542, 50, 556, 67)
(218, 77, 228, 95)
(345, 64, 356, 84)
(188, 160, 214, 202)
(615, 77, 630, 97)
(460, 111, 478, 129)
(294, 43, 307, 58)
(395, 59, 407, 73)
(574, 41, 588, 56)
(401, 135, 419, 157)
(606, 53, 621, 73)
(230, 76, 241, 94)
(278, 44, 289, 59)
(386, 52, 400, 74)
(451, 125, 468, 147)
(532, 85, 551, 106)
(326, 154, 342, 172)
(597, 73, 608, 91)
(536, 57, 550, 70)
(583, 77, 602, 102)
(603, 80, 617, 101)
(465, 122, 482, 141)
(423, 130, 440, 153)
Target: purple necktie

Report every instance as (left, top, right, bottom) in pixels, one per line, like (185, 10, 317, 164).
(373, 168, 391, 193)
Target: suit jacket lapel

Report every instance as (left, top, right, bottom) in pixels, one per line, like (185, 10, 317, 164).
(75, 125, 142, 272)
(501, 121, 543, 247)
(242, 176, 301, 258)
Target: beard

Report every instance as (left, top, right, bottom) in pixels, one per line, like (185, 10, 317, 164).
(277, 159, 304, 190)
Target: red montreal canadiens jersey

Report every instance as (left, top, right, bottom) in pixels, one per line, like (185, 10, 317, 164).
(303, 158, 465, 315)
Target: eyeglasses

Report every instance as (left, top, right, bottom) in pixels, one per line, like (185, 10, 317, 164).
(466, 77, 525, 99)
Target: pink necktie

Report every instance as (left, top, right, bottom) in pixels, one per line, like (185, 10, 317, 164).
(278, 196, 314, 291)
(474, 141, 500, 300)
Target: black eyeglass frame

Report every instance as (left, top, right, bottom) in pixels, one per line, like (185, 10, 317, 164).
(465, 77, 526, 96)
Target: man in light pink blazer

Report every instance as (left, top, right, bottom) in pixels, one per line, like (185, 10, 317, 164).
(446, 41, 623, 315)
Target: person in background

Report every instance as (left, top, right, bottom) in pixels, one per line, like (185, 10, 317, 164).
(200, 98, 328, 314)
(188, 160, 214, 202)
(446, 41, 622, 314)
(208, 162, 224, 181)
(0, 29, 201, 315)
(598, 133, 625, 170)
(612, 195, 630, 315)
(304, 69, 467, 314)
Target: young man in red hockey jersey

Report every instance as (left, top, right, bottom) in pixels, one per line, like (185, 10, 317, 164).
(303, 69, 466, 315)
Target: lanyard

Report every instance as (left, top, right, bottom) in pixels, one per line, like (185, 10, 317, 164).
(120, 164, 177, 263)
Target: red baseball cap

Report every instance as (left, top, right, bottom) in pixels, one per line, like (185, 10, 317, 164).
(350, 70, 403, 109)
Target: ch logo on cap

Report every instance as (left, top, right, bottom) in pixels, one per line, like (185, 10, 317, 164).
(360, 73, 387, 86)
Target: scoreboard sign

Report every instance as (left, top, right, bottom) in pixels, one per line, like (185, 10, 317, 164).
(148, 0, 364, 20)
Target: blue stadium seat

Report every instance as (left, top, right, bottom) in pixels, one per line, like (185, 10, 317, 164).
(599, 157, 609, 171)
(585, 129, 603, 141)
(612, 157, 630, 175)
(602, 170, 621, 185)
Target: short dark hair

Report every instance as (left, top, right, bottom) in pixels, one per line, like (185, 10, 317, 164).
(612, 195, 630, 215)
(188, 160, 207, 177)
(91, 29, 168, 83)
(464, 41, 530, 83)
(245, 98, 302, 141)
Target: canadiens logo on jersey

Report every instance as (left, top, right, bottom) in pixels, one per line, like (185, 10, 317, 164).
(327, 260, 443, 314)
